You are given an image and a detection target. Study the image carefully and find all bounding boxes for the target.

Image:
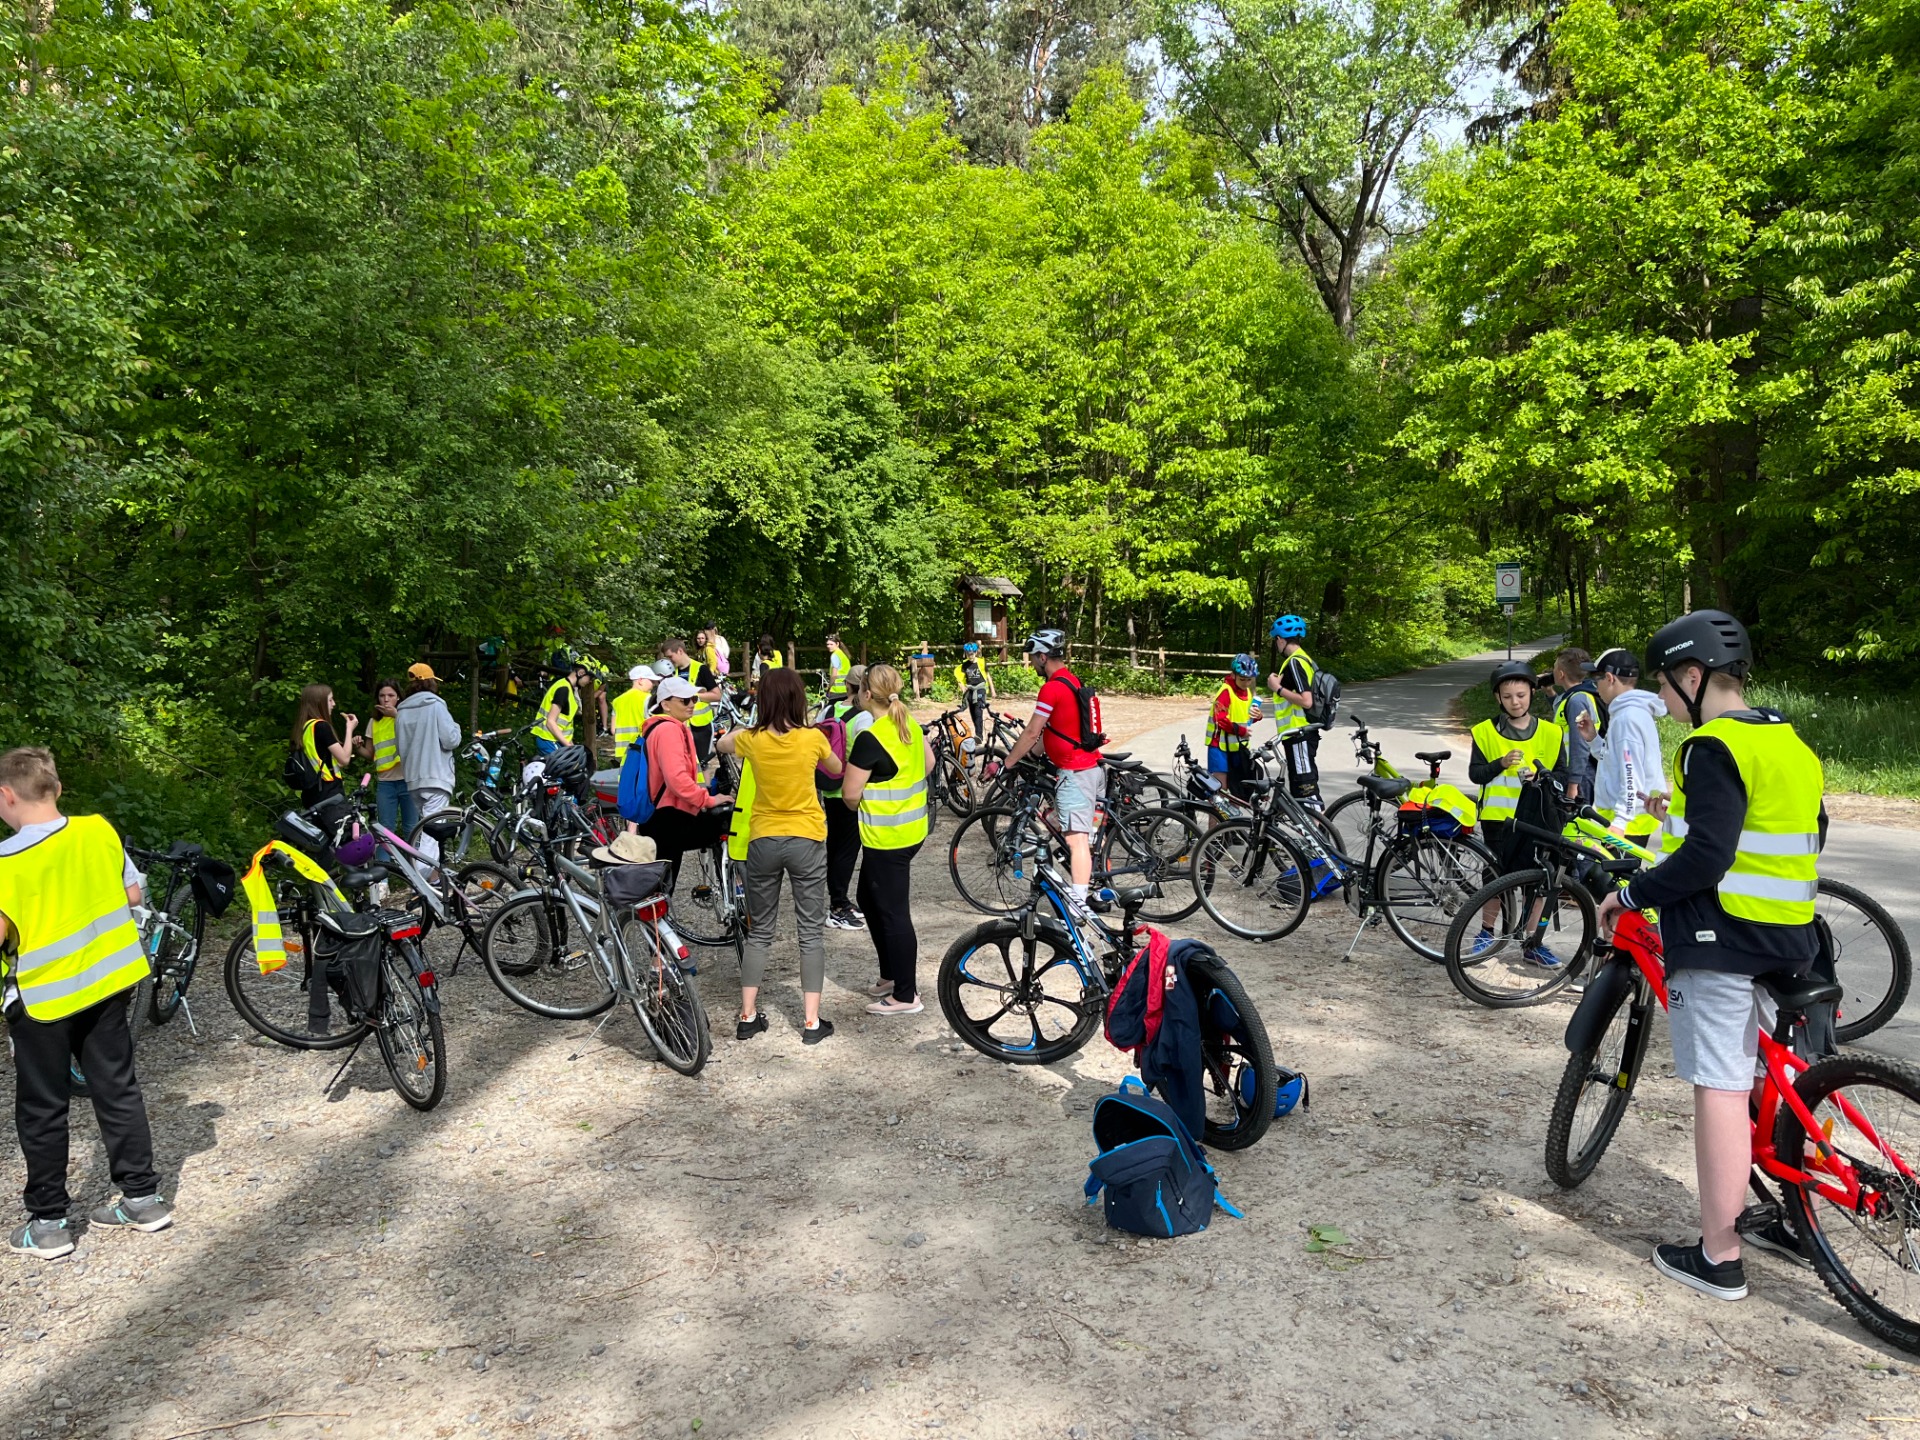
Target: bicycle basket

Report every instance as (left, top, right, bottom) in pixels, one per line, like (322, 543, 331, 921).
(313, 911, 383, 1018)
(189, 856, 239, 918)
(601, 860, 672, 908)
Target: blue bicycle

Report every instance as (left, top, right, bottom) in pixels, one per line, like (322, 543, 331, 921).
(936, 856, 1279, 1149)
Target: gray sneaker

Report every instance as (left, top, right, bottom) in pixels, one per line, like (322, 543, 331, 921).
(90, 1194, 174, 1233)
(9, 1217, 74, 1259)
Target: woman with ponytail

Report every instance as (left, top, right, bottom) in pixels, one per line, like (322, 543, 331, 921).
(840, 664, 935, 1015)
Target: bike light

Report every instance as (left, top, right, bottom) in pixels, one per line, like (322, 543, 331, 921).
(417, 970, 436, 987)
(389, 923, 422, 941)
(676, 945, 689, 960)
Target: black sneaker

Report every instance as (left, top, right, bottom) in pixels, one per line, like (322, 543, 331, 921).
(802, 1018, 835, 1046)
(735, 1013, 768, 1042)
(1652, 1240, 1748, 1300)
(1739, 1216, 1811, 1268)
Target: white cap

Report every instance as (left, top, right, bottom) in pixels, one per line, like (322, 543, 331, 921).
(629, 665, 650, 682)
(655, 676, 699, 703)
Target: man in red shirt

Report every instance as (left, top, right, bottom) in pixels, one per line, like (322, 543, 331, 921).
(1000, 629, 1105, 909)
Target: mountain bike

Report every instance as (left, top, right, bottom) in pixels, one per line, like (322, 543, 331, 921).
(124, 841, 235, 1037)
(1546, 908, 1920, 1355)
(937, 856, 1278, 1149)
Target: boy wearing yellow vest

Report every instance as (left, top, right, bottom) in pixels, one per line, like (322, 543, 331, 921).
(1465, 661, 1567, 965)
(1597, 611, 1825, 1301)
(0, 747, 170, 1258)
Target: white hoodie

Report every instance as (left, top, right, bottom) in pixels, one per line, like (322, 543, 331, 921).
(1591, 687, 1667, 828)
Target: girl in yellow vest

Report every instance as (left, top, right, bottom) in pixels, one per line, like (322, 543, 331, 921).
(840, 664, 934, 1014)
(1465, 661, 1566, 964)
(0, 746, 170, 1257)
(354, 680, 418, 840)
(291, 683, 356, 808)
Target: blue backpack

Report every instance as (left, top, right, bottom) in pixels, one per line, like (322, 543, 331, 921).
(617, 719, 670, 826)
(1084, 1078, 1242, 1238)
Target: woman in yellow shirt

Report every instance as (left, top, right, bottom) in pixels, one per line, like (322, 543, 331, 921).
(717, 668, 843, 1044)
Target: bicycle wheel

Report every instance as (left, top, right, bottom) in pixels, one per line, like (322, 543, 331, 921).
(948, 807, 1051, 916)
(1777, 1053, 1920, 1354)
(1818, 878, 1913, 1045)
(149, 898, 203, 1025)
(1100, 806, 1204, 923)
(223, 930, 369, 1051)
(1544, 966, 1655, 1188)
(480, 892, 617, 1019)
(375, 943, 446, 1111)
(617, 913, 711, 1076)
(1443, 868, 1593, 1008)
(1322, 790, 1370, 863)
(940, 756, 977, 818)
(1195, 962, 1277, 1150)
(937, 918, 1100, 1064)
(1378, 833, 1502, 963)
(1191, 821, 1312, 942)
(668, 846, 735, 949)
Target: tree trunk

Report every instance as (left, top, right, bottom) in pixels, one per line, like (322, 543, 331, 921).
(469, 639, 481, 733)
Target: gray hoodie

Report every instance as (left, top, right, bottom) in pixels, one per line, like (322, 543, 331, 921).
(1591, 687, 1667, 827)
(395, 690, 461, 796)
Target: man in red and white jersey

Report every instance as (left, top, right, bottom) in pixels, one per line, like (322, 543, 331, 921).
(1000, 629, 1106, 910)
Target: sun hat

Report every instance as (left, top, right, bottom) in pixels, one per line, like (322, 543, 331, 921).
(590, 831, 657, 866)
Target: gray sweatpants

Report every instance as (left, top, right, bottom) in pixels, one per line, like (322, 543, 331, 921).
(741, 835, 828, 994)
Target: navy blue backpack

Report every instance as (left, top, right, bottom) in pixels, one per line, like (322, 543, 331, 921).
(1084, 1078, 1242, 1238)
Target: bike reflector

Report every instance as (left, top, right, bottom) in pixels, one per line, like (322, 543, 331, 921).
(417, 970, 435, 988)
(634, 896, 670, 922)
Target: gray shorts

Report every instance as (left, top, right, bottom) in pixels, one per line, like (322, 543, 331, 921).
(1054, 767, 1107, 836)
(1666, 969, 1778, 1092)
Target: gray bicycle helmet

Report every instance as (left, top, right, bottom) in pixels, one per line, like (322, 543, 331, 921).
(1646, 609, 1751, 724)
(1024, 628, 1068, 658)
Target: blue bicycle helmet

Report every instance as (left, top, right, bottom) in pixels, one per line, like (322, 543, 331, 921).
(1270, 614, 1308, 640)
(1231, 652, 1258, 679)
(962, 641, 979, 655)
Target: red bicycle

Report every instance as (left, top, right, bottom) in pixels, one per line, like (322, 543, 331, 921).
(1548, 910, 1920, 1353)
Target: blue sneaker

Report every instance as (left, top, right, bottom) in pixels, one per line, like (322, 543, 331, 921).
(1468, 927, 1497, 956)
(1525, 943, 1564, 969)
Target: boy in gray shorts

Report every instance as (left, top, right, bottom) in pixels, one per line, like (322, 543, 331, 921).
(1597, 610, 1825, 1302)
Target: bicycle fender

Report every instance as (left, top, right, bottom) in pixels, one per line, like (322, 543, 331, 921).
(1564, 959, 1632, 1053)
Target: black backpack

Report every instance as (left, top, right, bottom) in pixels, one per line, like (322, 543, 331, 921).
(1306, 667, 1342, 726)
(280, 746, 317, 796)
(1083, 1078, 1242, 1238)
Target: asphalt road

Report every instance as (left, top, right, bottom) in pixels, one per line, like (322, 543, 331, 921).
(1119, 641, 1920, 1065)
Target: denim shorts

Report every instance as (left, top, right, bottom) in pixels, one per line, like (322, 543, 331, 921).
(1054, 766, 1107, 836)
(1667, 969, 1777, 1092)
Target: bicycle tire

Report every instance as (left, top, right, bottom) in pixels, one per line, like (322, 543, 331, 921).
(668, 846, 737, 949)
(223, 930, 370, 1051)
(948, 807, 1052, 916)
(1818, 877, 1913, 1045)
(1777, 1053, 1920, 1354)
(1100, 805, 1204, 923)
(376, 943, 446, 1110)
(1191, 820, 1312, 942)
(1543, 968, 1654, 1188)
(937, 917, 1100, 1065)
(148, 896, 203, 1025)
(480, 892, 617, 1019)
(939, 756, 977, 818)
(1322, 789, 1370, 863)
(1194, 962, 1277, 1150)
(1443, 868, 1593, 1008)
(1377, 832, 1501, 963)
(617, 913, 711, 1076)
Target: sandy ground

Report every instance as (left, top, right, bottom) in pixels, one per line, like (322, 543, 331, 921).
(5, 822, 1917, 1440)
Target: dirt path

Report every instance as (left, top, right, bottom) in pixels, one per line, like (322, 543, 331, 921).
(4, 844, 1913, 1440)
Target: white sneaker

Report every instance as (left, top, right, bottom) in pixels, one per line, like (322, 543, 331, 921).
(866, 997, 924, 1015)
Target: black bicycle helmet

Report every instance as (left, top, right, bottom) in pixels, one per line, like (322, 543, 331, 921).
(1489, 661, 1536, 690)
(1024, 628, 1068, 658)
(1646, 609, 1751, 724)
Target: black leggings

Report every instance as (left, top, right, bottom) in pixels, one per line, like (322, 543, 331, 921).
(14, 990, 159, 1218)
(641, 805, 731, 890)
(857, 843, 921, 1002)
(825, 797, 861, 911)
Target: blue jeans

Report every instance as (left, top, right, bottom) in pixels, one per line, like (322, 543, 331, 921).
(375, 777, 419, 839)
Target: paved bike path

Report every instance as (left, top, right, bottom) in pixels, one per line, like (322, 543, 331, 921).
(1116, 640, 1920, 1067)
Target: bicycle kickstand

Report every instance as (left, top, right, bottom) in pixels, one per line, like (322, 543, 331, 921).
(322, 1034, 370, 1095)
(178, 993, 200, 1039)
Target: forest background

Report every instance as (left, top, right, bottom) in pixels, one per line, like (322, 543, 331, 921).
(6, 0, 1918, 847)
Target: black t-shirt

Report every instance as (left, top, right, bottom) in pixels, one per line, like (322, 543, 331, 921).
(848, 729, 899, 783)
(301, 721, 345, 805)
(681, 661, 714, 692)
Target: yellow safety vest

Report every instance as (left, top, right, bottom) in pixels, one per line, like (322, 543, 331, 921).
(1595, 806, 1662, 840)
(1661, 714, 1823, 925)
(534, 677, 576, 744)
(239, 840, 349, 975)
(1405, 782, 1479, 831)
(680, 663, 713, 729)
(1207, 681, 1255, 753)
(1271, 649, 1315, 734)
(0, 816, 148, 1021)
(303, 719, 342, 785)
(728, 762, 756, 864)
(859, 714, 930, 850)
(612, 688, 650, 762)
(1471, 717, 1564, 824)
(369, 716, 400, 775)
(827, 650, 850, 697)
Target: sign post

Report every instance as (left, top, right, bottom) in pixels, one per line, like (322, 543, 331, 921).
(1494, 563, 1523, 658)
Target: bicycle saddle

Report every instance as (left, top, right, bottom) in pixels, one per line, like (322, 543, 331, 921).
(165, 839, 205, 860)
(1595, 857, 1641, 876)
(1104, 751, 1131, 763)
(1358, 774, 1412, 802)
(1414, 750, 1451, 764)
(1113, 885, 1158, 912)
(1754, 970, 1843, 1015)
(420, 812, 467, 841)
(335, 865, 391, 891)
(1242, 777, 1274, 794)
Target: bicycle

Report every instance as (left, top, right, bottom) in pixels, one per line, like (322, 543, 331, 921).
(1191, 737, 1501, 959)
(223, 816, 447, 1109)
(124, 841, 236, 1038)
(937, 854, 1278, 1149)
(662, 817, 748, 974)
(1546, 907, 1920, 1354)
(1320, 716, 1456, 860)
